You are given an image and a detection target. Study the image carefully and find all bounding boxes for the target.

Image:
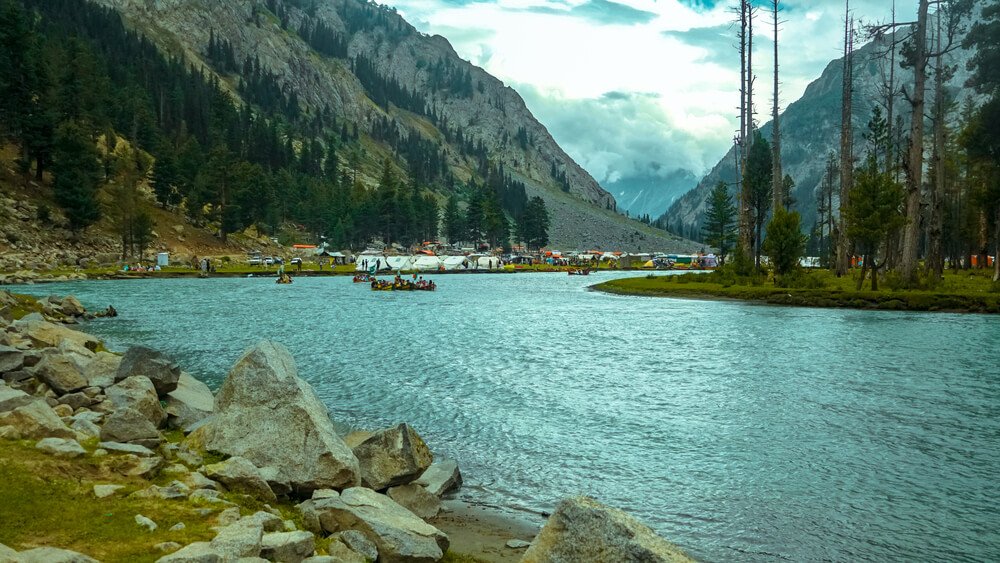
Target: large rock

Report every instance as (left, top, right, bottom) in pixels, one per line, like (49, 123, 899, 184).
(387, 484, 441, 520)
(298, 487, 448, 563)
(260, 531, 315, 563)
(209, 521, 264, 559)
(413, 459, 462, 497)
(106, 376, 166, 427)
(13, 318, 100, 351)
(194, 341, 359, 494)
(16, 547, 98, 563)
(0, 386, 36, 412)
(204, 457, 277, 502)
(165, 372, 214, 431)
(36, 437, 86, 458)
(0, 400, 75, 439)
(116, 346, 181, 395)
(0, 345, 24, 373)
(520, 497, 694, 563)
(83, 352, 122, 389)
(155, 542, 221, 563)
(352, 424, 433, 491)
(59, 295, 86, 317)
(100, 407, 162, 448)
(34, 354, 88, 395)
(332, 530, 377, 562)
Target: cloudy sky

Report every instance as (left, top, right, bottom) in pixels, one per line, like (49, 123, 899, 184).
(386, 0, 917, 208)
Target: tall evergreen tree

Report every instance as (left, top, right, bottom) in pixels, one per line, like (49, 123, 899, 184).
(52, 120, 102, 232)
(702, 181, 737, 265)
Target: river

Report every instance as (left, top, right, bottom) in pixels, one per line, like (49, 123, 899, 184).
(16, 272, 1000, 562)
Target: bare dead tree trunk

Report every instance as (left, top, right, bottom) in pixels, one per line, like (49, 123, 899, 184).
(771, 0, 783, 212)
(900, 0, 930, 282)
(994, 209, 1000, 282)
(836, 1, 854, 277)
(738, 0, 753, 258)
(927, 8, 946, 280)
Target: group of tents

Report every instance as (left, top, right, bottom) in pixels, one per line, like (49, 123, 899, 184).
(354, 253, 503, 273)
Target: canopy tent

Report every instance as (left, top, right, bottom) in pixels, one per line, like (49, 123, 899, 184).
(412, 255, 444, 271)
(642, 260, 656, 268)
(386, 256, 416, 271)
(441, 256, 471, 270)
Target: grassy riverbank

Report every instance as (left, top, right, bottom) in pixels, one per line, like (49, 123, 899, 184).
(594, 269, 1000, 314)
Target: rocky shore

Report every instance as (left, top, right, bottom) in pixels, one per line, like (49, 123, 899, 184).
(0, 290, 693, 562)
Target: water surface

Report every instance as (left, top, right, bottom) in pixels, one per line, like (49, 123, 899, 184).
(18, 273, 1000, 561)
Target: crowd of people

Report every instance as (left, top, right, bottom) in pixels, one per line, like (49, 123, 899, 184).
(370, 274, 436, 291)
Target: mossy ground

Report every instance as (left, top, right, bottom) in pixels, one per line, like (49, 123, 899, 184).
(594, 268, 1000, 314)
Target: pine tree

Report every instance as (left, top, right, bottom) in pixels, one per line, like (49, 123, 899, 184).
(702, 181, 736, 265)
(52, 120, 102, 232)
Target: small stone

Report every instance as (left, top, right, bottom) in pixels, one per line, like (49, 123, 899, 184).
(16, 547, 98, 562)
(35, 437, 86, 458)
(190, 489, 227, 504)
(71, 417, 101, 439)
(240, 511, 283, 533)
(209, 521, 264, 559)
(93, 484, 125, 498)
(98, 441, 157, 456)
(170, 522, 186, 532)
(154, 542, 182, 553)
(155, 541, 221, 563)
(507, 539, 532, 549)
(136, 514, 158, 532)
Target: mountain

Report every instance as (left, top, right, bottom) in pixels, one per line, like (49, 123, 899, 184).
(658, 20, 978, 241)
(90, 0, 697, 252)
(609, 170, 698, 220)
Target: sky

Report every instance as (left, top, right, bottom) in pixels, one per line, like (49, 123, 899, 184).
(385, 0, 918, 199)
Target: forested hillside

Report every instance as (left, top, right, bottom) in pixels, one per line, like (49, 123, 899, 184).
(0, 0, 697, 256)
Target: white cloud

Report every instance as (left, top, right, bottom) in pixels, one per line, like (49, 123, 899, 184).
(388, 0, 921, 184)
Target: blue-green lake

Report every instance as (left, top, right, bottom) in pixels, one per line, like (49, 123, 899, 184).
(16, 272, 1000, 562)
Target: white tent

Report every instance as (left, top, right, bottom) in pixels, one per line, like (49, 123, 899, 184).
(412, 255, 443, 271)
(441, 256, 471, 271)
(475, 256, 502, 270)
(355, 254, 389, 272)
(386, 256, 416, 271)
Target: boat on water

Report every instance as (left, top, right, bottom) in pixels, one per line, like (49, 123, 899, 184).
(276, 273, 293, 284)
(568, 269, 590, 276)
(353, 274, 374, 283)
(370, 277, 436, 291)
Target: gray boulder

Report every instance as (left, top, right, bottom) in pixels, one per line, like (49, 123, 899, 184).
(387, 484, 441, 520)
(155, 542, 221, 563)
(165, 372, 214, 431)
(58, 392, 94, 410)
(260, 531, 315, 563)
(0, 345, 24, 373)
(71, 418, 101, 439)
(34, 354, 88, 395)
(209, 521, 264, 559)
(204, 457, 277, 502)
(83, 352, 122, 389)
(240, 511, 284, 533)
(99, 441, 157, 456)
(100, 407, 162, 448)
(193, 341, 359, 494)
(105, 453, 165, 479)
(93, 484, 125, 498)
(520, 496, 694, 563)
(0, 386, 36, 412)
(298, 487, 448, 563)
(13, 318, 100, 351)
(322, 542, 366, 563)
(352, 423, 433, 490)
(0, 543, 17, 562)
(0, 400, 75, 439)
(59, 295, 86, 317)
(16, 547, 98, 563)
(106, 375, 166, 427)
(413, 459, 463, 497)
(332, 530, 378, 562)
(36, 437, 86, 458)
(116, 346, 180, 395)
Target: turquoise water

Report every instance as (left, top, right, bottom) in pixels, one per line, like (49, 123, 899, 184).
(16, 273, 1000, 562)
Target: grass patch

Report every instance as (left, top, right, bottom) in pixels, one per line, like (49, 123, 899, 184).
(0, 441, 217, 562)
(593, 268, 1000, 314)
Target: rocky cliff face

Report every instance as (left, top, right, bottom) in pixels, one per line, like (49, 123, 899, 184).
(87, 0, 695, 251)
(659, 24, 978, 239)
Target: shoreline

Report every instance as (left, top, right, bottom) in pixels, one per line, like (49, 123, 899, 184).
(592, 275, 1000, 315)
(0, 290, 547, 562)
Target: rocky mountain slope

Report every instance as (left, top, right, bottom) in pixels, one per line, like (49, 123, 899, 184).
(659, 22, 977, 240)
(93, 0, 696, 252)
